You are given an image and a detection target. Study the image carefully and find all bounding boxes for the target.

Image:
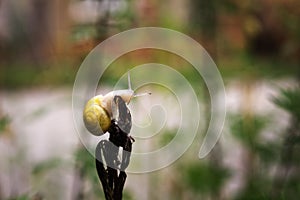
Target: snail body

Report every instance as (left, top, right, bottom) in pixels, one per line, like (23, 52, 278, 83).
(83, 73, 150, 136)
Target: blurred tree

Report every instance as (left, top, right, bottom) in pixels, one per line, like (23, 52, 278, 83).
(0, 0, 70, 65)
(229, 81, 300, 200)
(229, 80, 279, 200)
(182, 161, 230, 199)
(244, 1, 286, 57)
(230, 113, 278, 200)
(271, 87, 300, 200)
(188, 0, 218, 56)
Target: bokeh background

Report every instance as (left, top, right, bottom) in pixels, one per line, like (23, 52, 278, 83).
(1, 0, 300, 199)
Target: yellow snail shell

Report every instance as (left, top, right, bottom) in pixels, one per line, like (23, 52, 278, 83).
(83, 95, 111, 136)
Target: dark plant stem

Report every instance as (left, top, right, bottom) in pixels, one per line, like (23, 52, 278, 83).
(95, 126, 133, 200)
(95, 96, 133, 200)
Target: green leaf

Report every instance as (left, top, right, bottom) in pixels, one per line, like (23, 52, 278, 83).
(32, 158, 62, 176)
(230, 114, 268, 148)
(183, 162, 230, 194)
(0, 115, 10, 133)
(272, 88, 300, 121)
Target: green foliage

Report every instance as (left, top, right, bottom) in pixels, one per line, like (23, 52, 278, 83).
(32, 158, 62, 176)
(159, 130, 176, 146)
(219, 52, 300, 79)
(230, 114, 268, 148)
(270, 87, 300, 200)
(272, 88, 300, 121)
(189, 0, 217, 35)
(230, 113, 281, 164)
(234, 176, 271, 200)
(229, 113, 280, 199)
(74, 147, 106, 198)
(0, 62, 76, 89)
(6, 194, 30, 200)
(254, 142, 280, 164)
(219, 0, 238, 13)
(229, 88, 300, 200)
(71, 24, 98, 42)
(281, 174, 300, 200)
(111, 0, 135, 31)
(0, 115, 10, 133)
(123, 190, 134, 200)
(5, 193, 45, 200)
(75, 147, 99, 186)
(182, 162, 230, 195)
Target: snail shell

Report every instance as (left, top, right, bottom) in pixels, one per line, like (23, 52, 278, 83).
(83, 95, 111, 136)
(83, 73, 150, 136)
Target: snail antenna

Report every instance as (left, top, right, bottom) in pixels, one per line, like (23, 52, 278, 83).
(128, 72, 132, 90)
(127, 71, 151, 98)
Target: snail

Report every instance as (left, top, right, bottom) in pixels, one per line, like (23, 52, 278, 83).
(83, 73, 150, 136)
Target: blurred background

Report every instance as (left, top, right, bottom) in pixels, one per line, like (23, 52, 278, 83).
(1, 0, 300, 199)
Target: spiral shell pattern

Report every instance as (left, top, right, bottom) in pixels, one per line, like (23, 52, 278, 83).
(83, 95, 111, 136)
